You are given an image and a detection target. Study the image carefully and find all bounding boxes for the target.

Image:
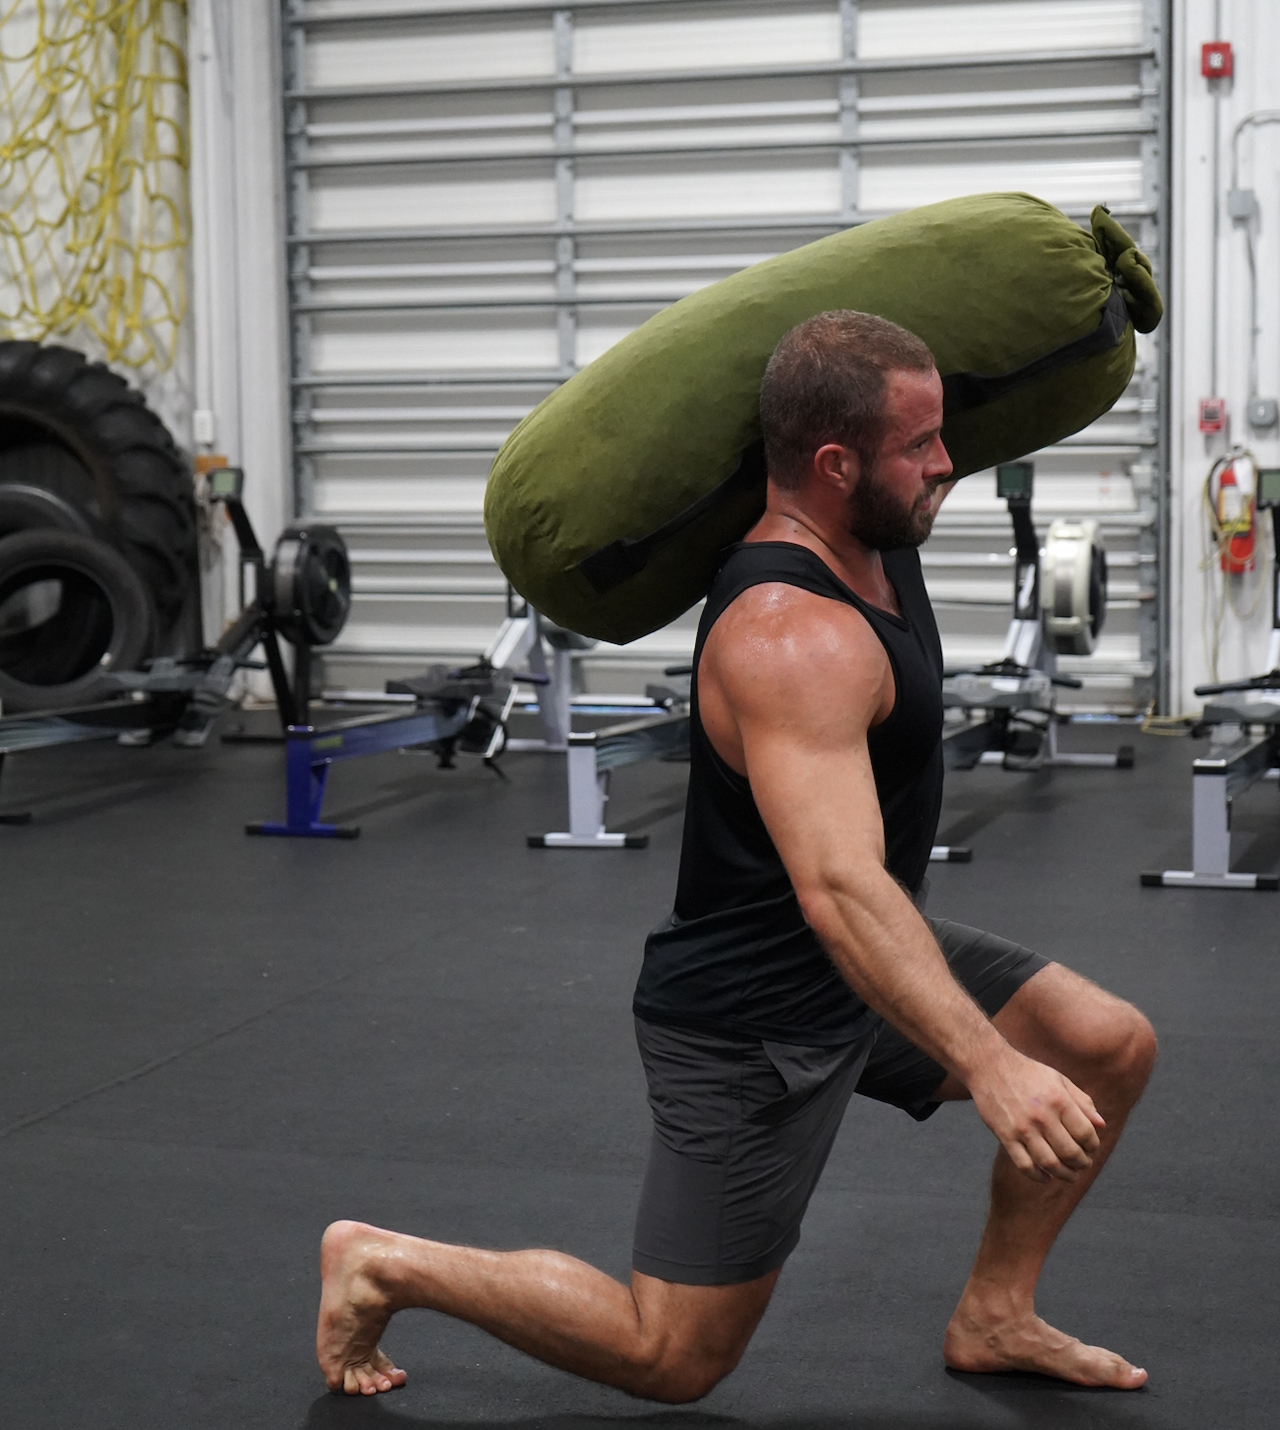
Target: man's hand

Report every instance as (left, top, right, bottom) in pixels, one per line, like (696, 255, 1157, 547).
(966, 1045, 1105, 1183)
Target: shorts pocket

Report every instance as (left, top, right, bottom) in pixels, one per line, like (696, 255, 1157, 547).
(752, 1040, 864, 1123)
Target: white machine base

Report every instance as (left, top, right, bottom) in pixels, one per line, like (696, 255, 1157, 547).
(530, 830, 648, 849)
(1142, 869, 1279, 890)
(929, 845, 973, 863)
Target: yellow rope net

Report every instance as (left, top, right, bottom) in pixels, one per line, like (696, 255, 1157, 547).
(0, 0, 188, 373)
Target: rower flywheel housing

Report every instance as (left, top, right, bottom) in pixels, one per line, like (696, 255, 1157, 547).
(268, 523, 352, 647)
(1042, 517, 1107, 656)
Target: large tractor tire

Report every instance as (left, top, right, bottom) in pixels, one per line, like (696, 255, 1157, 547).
(0, 342, 196, 644)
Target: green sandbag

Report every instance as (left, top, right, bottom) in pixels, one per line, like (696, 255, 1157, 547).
(484, 193, 1162, 645)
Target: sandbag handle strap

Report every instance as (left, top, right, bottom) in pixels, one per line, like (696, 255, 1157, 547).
(577, 443, 765, 595)
(940, 285, 1129, 417)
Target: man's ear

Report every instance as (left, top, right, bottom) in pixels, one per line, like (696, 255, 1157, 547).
(812, 442, 858, 492)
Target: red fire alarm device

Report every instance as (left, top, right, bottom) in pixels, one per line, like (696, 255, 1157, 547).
(1202, 41, 1233, 79)
(1200, 397, 1227, 433)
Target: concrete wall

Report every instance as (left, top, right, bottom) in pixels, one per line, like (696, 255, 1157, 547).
(1170, 0, 1280, 709)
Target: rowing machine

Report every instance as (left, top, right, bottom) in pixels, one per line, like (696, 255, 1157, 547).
(0, 467, 341, 819)
(942, 460, 1134, 774)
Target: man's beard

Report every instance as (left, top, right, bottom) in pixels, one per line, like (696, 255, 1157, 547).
(847, 464, 937, 550)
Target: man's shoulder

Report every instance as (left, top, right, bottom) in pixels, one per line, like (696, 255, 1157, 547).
(703, 579, 890, 716)
(716, 575, 868, 637)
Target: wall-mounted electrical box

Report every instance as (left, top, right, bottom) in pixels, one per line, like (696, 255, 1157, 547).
(1228, 187, 1257, 221)
(1202, 41, 1233, 79)
(1248, 397, 1279, 430)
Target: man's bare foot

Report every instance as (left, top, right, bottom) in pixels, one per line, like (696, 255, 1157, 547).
(317, 1220, 410, 1396)
(944, 1301, 1147, 1389)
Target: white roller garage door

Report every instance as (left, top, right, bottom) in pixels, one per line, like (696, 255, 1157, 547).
(282, 0, 1169, 708)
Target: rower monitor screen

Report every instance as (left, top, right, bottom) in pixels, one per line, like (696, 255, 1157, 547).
(1257, 467, 1280, 509)
(206, 467, 244, 502)
(996, 461, 1034, 500)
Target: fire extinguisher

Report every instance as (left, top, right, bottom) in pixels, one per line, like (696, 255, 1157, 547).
(1209, 453, 1257, 574)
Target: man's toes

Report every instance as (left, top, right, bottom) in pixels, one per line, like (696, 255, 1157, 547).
(340, 1357, 405, 1396)
(370, 1348, 407, 1388)
(1080, 1346, 1146, 1389)
(343, 1365, 372, 1395)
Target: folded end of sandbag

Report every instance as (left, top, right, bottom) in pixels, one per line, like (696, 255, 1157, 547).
(1091, 205, 1163, 334)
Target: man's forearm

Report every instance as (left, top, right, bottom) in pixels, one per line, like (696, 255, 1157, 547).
(801, 868, 1007, 1083)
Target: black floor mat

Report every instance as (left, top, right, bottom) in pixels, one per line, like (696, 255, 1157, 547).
(1, 725, 1276, 1428)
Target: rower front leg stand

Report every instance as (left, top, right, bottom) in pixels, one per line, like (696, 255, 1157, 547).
(246, 726, 359, 839)
(529, 731, 648, 848)
(0, 752, 33, 826)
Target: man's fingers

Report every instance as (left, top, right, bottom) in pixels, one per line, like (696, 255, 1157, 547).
(1063, 1076, 1106, 1130)
(1042, 1116, 1094, 1172)
(1023, 1131, 1081, 1182)
(1003, 1137, 1050, 1182)
(1060, 1098, 1102, 1156)
(1002, 1127, 1076, 1183)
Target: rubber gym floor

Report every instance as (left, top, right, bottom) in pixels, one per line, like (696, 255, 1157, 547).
(2, 720, 1277, 1430)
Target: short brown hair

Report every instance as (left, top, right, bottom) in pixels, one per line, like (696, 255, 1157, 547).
(759, 310, 936, 489)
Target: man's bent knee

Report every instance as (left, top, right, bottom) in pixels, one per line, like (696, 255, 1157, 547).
(627, 1269, 775, 1402)
(633, 1343, 743, 1403)
(1069, 991, 1157, 1086)
(997, 965, 1157, 1098)
(1109, 1002, 1158, 1087)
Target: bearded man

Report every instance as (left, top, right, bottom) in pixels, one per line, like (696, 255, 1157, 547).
(317, 310, 1156, 1400)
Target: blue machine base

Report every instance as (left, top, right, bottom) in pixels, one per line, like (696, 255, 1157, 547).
(246, 820, 360, 839)
(247, 709, 471, 841)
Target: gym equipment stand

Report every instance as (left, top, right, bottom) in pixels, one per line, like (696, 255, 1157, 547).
(528, 684, 690, 849)
(1142, 469, 1280, 890)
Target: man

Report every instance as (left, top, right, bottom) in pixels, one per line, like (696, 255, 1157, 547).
(317, 310, 1157, 1400)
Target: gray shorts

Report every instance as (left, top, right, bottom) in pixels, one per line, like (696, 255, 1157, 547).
(632, 917, 1048, 1286)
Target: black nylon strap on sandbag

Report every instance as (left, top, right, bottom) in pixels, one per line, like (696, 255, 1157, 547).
(940, 285, 1129, 417)
(577, 443, 766, 595)
(576, 287, 1128, 596)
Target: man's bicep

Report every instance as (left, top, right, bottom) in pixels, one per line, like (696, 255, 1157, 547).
(743, 720, 887, 892)
(706, 584, 894, 891)
(730, 643, 889, 892)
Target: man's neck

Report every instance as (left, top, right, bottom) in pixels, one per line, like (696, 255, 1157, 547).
(745, 506, 901, 616)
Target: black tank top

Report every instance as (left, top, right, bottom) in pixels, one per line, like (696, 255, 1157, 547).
(633, 541, 944, 1045)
